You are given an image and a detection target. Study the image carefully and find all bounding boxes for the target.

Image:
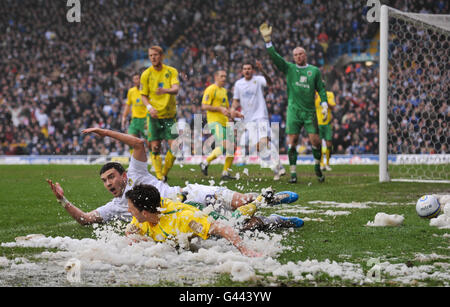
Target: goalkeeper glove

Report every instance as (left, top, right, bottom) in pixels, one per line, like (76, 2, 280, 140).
(320, 102, 328, 121)
(259, 22, 272, 43)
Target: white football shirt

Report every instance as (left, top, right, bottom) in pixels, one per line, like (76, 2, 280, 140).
(233, 75, 269, 122)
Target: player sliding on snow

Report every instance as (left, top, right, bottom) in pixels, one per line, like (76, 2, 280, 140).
(46, 128, 302, 232)
(124, 183, 303, 258)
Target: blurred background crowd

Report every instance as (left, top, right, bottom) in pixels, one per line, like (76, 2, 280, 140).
(0, 0, 448, 156)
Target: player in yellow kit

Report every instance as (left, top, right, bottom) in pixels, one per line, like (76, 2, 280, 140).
(200, 70, 243, 180)
(315, 90, 336, 171)
(121, 73, 147, 142)
(125, 183, 262, 257)
(125, 184, 303, 257)
(140, 46, 180, 182)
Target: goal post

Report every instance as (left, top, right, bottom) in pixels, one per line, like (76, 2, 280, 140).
(378, 5, 450, 183)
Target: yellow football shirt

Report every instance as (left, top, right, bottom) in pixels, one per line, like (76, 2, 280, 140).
(129, 198, 212, 242)
(315, 91, 336, 125)
(126, 87, 147, 119)
(202, 84, 229, 127)
(140, 64, 179, 119)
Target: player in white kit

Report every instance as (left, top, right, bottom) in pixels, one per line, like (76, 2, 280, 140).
(231, 61, 285, 180)
(47, 127, 294, 225)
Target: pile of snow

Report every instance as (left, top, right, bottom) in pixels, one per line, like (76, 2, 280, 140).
(2, 222, 450, 286)
(428, 195, 450, 229)
(366, 213, 404, 227)
(0, 224, 286, 286)
(430, 203, 450, 229)
(2, 196, 450, 286)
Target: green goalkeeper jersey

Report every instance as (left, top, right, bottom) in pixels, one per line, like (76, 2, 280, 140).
(266, 45, 328, 113)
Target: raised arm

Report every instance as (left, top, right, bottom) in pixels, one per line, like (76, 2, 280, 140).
(255, 60, 272, 86)
(46, 179, 103, 226)
(82, 127, 147, 162)
(259, 23, 289, 74)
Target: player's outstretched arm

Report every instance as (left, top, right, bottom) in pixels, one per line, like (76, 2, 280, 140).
(255, 60, 273, 86)
(259, 23, 289, 74)
(209, 221, 262, 257)
(46, 179, 103, 226)
(82, 127, 147, 162)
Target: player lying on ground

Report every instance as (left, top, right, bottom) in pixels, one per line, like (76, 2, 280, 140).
(124, 184, 304, 257)
(47, 127, 298, 226)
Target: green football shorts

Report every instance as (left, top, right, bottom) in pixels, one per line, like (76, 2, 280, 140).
(285, 110, 319, 135)
(147, 116, 178, 142)
(318, 123, 333, 141)
(128, 117, 147, 137)
(208, 122, 234, 145)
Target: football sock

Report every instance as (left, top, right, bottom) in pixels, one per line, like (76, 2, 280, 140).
(290, 165, 297, 176)
(223, 155, 234, 173)
(259, 146, 271, 166)
(151, 152, 163, 180)
(162, 150, 176, 177)
(312, 146, 321, 162)
(231, 203, 257, 219)
(312, 146, 323, 178)
(320, 146, 326, 166)
(269, 141, 281, 172)
(288, 146, 297, 176)
(206, 147, 223, 164)
(288, 146, 297, 166)
(326, 146, 332, 166)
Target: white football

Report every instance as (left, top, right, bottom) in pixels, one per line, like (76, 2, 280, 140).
(416, 195, 441, 219)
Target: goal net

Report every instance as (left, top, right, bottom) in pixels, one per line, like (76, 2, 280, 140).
(379, 5, 450, 183)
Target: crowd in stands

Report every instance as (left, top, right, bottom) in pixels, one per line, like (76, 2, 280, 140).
(0, 0, 448, 157)
(386, 8, 449, 154)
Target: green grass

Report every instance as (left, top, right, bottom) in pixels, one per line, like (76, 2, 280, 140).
(0, 164, 449, 286)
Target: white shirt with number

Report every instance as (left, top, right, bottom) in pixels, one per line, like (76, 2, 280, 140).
(233, 75, 269, 122)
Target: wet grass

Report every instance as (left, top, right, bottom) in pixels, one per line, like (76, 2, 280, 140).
(0, 164, 449, 286)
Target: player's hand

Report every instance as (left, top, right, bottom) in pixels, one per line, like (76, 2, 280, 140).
(255, 60, 263, 71)
(155, 87, 167, 95)
(149, 107, 158, 118)
(46, 179, 64, 200)
(82, 127, 107, 137)
(230, 109, 244, 119)
(125, 223, 140, 236)
(239, 246, 263, 258)
(259, 22, 272, 43)
(220, 107, 231, 118)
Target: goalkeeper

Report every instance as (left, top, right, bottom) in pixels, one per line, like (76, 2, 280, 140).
(259, 23, 328, 184)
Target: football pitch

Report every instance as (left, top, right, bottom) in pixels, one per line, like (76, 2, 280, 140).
(0, 163, 449, 287)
